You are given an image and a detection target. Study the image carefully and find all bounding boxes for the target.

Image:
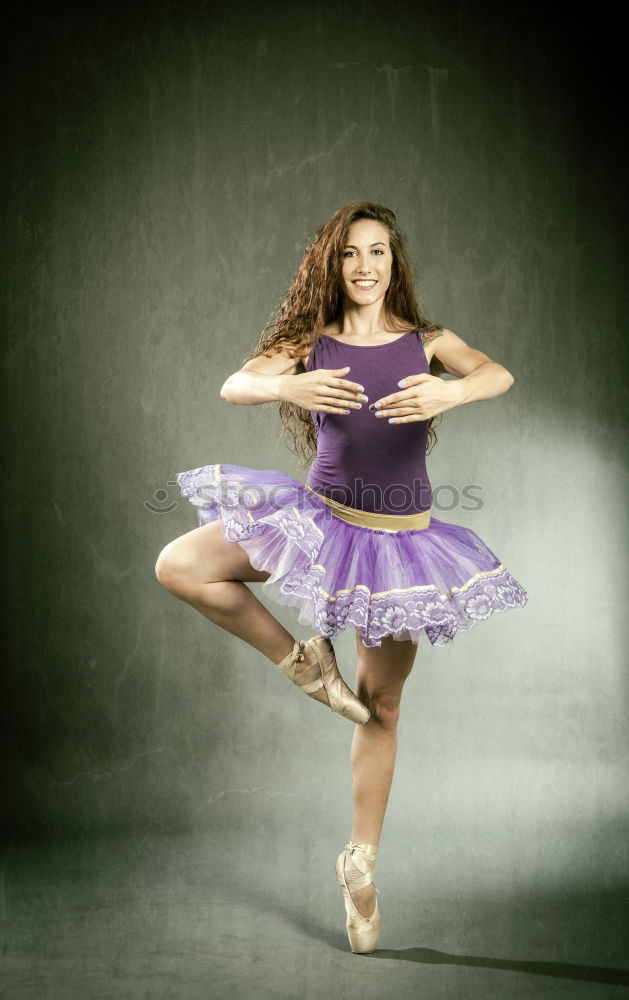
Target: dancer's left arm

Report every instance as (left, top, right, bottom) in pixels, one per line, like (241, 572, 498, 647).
(369, 328, 514, 423)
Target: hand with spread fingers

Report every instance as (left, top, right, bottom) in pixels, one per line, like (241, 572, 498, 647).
(368, 372, 462, 423)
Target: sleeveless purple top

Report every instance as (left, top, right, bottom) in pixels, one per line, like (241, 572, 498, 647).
(305, 330, 432, 515)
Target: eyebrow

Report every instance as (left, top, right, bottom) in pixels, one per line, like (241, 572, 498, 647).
(344, 242, 387, 248)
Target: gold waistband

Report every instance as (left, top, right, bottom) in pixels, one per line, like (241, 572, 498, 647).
(305, 484, 431, 532)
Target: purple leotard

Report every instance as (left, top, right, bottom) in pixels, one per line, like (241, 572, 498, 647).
(305, 330, 433, 515)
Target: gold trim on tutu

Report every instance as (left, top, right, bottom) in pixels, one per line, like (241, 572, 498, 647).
(305, 484, 431, 532)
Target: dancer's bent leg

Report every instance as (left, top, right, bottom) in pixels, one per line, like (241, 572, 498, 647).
(154, 521, 332, 706)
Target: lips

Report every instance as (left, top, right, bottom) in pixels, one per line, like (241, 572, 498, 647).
(353, 280, 377, 288)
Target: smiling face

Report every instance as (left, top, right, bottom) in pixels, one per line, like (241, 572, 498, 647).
(340, 218, 393, 308)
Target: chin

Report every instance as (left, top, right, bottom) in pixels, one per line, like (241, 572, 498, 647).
(345, 288, 379, 304)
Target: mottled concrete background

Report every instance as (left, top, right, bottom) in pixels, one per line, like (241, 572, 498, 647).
(2, 1, 628, 996)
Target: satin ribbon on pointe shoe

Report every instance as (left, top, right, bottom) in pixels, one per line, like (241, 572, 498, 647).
(276, 640, 316, 688)
(335, 839, 381, 953)
(275, 637, 370, 725)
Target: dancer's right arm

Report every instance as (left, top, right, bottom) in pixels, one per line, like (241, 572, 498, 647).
(220, 351, 366, 413)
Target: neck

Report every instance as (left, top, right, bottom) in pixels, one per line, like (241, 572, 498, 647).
(339, 299, 390, 336)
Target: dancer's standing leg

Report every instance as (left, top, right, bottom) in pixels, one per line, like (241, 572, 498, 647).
(347, 633, 418, 916)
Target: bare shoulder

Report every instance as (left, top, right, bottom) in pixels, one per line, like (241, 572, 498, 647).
(419, 326, 446, 362)
(420, 327, 446, 345)
(425, 327, 493, 378)
(322, 321, 340, 338)
(238, 346, 306, 377)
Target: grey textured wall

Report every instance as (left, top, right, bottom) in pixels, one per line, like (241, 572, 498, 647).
(3, 0, 627, 906)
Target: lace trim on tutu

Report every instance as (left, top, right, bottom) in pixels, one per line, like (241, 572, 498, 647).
(176, 463, 528, 648)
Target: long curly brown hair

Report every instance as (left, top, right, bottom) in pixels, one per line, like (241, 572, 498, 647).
(241, 200, 445, 468)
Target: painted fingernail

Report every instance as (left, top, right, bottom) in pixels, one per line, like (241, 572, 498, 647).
(398, 380, 406, 387)
(359, 395, 368, 402)
(374, 402, 381, 408)
(357, 385, 364, 392)
(342, 409, 350, 413)
(375, 411, 384, 417)
(354, 402, 362, 408)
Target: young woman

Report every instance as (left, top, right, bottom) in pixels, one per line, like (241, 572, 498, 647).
(155, 201, 528, 954)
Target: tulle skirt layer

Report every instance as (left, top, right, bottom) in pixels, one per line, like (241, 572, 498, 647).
(175, 463, 528, 648)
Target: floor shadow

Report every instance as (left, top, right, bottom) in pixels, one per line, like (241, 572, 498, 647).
(373, 946, 629, 986)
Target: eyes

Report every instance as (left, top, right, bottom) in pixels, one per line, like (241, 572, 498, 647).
(343, 248, 386, 258)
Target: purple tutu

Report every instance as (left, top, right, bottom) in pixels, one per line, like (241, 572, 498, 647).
(175, 463, 528, 648)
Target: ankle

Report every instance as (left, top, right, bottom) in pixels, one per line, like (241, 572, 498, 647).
(348, 837, 379, 854)
(344, 839, 379, 879)
(274, 640, 308, 683)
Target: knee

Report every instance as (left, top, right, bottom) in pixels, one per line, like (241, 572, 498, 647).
(366, 694, 401, 732)
(154, 544, 189, 594)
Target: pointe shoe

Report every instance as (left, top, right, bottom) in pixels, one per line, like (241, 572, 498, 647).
(275, 636, 370, 725)
(335, 839, 381, 953)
